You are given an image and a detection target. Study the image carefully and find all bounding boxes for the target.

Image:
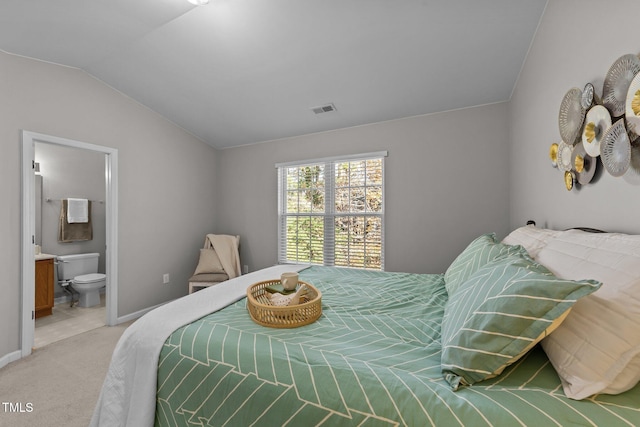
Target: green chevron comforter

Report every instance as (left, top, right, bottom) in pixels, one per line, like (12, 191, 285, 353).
(155, 266, 640, 426)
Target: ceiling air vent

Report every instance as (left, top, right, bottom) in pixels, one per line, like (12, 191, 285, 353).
(311, 103, 337, 114)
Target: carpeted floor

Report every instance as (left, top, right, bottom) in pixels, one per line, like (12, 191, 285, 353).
(0, 321, 132, 427)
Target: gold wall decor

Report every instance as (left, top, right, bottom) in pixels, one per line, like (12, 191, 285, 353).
(549, 143, 559, 166)
(551, 53, 640, 191)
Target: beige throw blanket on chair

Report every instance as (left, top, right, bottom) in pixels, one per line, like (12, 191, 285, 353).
(204, 234, 241, 278)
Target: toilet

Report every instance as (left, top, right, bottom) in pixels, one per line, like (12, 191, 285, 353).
(57, 253, 106, 308)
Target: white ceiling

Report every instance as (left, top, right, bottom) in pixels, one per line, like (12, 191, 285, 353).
(0, 0, 547, 149)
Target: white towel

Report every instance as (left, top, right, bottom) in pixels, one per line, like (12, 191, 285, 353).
(67, 198, 89, 223)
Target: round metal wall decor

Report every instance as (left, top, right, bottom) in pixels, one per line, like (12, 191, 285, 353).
(564, 170, 574, 191)
(602, 54, 640, 117)
(549, 143, 559, 167)
(556, 141, 574, 173)
(625, 72, 640, 138)
(624, 145, 640, 185)
(549, 52, 640, 190)
(559, 87, 586, 145)
(582, 105, 611, 157)
(571, 143, 596, 185)
(600, 120, 631, 177)
(581, 83, 596, 110)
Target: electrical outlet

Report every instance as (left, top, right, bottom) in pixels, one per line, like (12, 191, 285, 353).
(163, 273, 170, 284)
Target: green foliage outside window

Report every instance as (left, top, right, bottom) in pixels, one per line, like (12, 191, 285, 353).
(282, 158, 383, 270)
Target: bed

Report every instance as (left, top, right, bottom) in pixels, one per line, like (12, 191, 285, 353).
(91, 226, 640, 426)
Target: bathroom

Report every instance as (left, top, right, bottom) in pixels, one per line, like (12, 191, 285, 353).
(34, 142, 107, 347)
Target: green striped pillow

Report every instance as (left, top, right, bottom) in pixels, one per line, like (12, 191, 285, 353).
(441, 251, 601, 390)
(444, 233, 521, 296)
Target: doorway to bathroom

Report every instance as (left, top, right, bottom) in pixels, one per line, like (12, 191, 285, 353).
(21, 131, 118, 357)
(34, 143, 106, 348)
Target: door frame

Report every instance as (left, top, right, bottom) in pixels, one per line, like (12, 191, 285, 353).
(21, 130, 119, 357)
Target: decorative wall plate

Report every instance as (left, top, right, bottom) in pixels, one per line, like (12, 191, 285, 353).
(623, 145, 640, 185)
(625, 72, 640, 138)
(582, 105, 612, 157)
(557, 141, 573, 172)
(564, 170, 574, 191)
(601, 120, 631, 177)
(581, 83, 596, 110)
(559, 87, 585, 145)
(602, 53, 640, 117)
(571, 143, 596, 185)
(549, 143, 559, 167)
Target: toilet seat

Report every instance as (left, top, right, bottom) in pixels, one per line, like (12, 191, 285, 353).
(74, 273, 106, 284)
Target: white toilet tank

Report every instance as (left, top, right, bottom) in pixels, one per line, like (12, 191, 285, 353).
(57, 253, 100, 281)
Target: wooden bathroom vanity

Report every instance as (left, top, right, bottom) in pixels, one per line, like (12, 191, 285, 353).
(35, 255, 55, 318)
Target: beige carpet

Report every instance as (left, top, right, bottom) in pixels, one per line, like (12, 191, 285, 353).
(0, 321, 132, 427)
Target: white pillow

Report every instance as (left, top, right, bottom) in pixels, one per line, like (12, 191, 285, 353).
(501, 225, 563, 260)
(536, 230, 640, 399)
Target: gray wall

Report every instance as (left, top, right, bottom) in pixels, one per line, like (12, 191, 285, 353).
(510, 0, 640, 233)
(0, 51, 219, 360)
(216, 102, 512, 274)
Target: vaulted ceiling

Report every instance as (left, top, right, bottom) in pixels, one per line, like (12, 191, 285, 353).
(0, 0, 547, 148)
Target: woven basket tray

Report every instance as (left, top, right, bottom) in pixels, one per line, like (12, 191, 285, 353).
(247, 279, 322, 328)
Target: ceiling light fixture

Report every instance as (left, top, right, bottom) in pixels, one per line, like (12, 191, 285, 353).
(187, 0, 210, 5)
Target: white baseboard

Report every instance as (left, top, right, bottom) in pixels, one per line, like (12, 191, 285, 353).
(116, 299, 175, 325)
(0, 350, 22, 370)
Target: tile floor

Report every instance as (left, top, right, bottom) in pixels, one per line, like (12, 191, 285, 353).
(34, 295, 106, 348)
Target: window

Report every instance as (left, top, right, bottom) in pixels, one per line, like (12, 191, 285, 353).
(277, 151, 386, 270)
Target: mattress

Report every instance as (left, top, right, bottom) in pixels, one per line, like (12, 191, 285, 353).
(154, 266, 640, 426)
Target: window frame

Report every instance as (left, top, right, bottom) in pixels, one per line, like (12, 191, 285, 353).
(276, 151, 387, 270)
